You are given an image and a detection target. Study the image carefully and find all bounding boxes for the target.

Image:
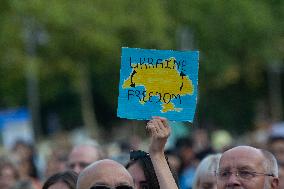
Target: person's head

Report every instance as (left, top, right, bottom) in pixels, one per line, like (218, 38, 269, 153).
(126, 150, 178, 189)
(0, 156, 19, 189)
(175, 137, 195, 166)
(12, 140, 38, 179)
(67, 143, 101, 174)
(42, 170, 78, 189)
(267, 137, 284, 165)
(192, 154, 221, 189)
(12, 140, 34, 160)
(267, 123, 284, 165)
(45, 148, 69, 178)
(126, 150, 159, 189)
(76, 159, 134, 189)
(43, 170, 78, 189)
(216, 146, 279, 189)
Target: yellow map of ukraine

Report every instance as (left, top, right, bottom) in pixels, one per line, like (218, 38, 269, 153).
(122, 57, 194, 113)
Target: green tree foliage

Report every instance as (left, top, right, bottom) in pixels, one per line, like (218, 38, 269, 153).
(0, 0, 283, 134)
(168, 0, 284, 133)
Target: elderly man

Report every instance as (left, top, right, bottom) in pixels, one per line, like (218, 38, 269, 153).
(67, 142, 102, 174)
(216, 146, 279, 189)
(76, 159, 134, 189)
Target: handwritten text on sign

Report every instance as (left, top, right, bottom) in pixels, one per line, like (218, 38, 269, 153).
(117, 48, 199, 122)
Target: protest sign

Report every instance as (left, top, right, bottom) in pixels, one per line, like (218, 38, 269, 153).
(117, 47, 199, 122)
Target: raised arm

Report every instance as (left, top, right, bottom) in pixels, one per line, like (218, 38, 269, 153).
(146, 116, 179, 189)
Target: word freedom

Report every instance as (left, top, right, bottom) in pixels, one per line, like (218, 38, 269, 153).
(127, 89, 182, 104)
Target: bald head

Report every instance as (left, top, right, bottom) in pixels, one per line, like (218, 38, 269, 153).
(77, 159, 134, 189)
(220, 146, 263, 164)
(220, 146, 278, 175)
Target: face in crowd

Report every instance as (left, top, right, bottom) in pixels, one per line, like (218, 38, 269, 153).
(76, 159, 134, 189)
(0, 161, 18, 189)
(67, 145, 100, 174)
(192, 154, 221, 189)
(216, 146, 279, 189)
(127, 162, 148, 189)
(269, 138, 284, 165)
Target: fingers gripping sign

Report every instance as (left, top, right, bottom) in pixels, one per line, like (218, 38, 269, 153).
(146, 116, 171, 155)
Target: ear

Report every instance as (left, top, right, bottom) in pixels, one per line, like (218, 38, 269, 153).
(271, 177, 279, 189)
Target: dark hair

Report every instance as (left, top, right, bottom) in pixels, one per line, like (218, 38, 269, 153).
(42, 171, 78, 189)
(126, 150, 179, 189)
(13, 140, 38, 179)
(175, 137, 193, 149)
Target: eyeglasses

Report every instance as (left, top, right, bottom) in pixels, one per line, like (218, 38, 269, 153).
(216, 170, 275, 181)
(90, 185, 134, 189)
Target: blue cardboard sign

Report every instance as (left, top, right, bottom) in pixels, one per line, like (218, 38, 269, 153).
(117, 47, 199, 122)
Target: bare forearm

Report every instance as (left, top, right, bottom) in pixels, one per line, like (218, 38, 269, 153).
(150, 152, 179, 189)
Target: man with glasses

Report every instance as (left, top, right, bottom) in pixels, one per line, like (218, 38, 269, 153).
(216, 146, 279, 189)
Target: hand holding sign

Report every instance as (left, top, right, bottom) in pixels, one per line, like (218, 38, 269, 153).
(146, 116, 179, 189)
(147, 116, 170, 155)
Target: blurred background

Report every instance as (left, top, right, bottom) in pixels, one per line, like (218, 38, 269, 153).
(0, 0, 283, 188)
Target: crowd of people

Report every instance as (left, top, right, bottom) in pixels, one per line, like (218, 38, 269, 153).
(0, 117, 283, 189)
